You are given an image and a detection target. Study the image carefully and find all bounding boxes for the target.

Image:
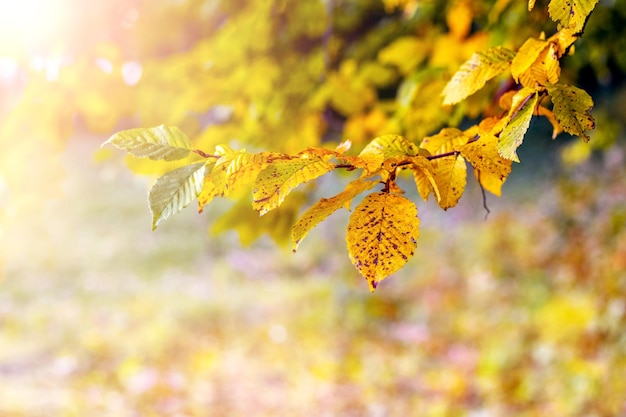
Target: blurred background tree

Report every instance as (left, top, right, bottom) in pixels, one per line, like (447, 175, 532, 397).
(1, 0, 624, 231)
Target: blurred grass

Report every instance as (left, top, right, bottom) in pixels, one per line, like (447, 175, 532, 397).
(1, 134, 626, 416)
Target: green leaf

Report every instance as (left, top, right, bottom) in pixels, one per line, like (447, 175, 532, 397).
(292, 180, 379, 251)
(546, 83, 595, 142)
(252, 156, 335, 216)
(548, 0, 599, 32)
(103, 125, 193, 161)
(442, 46, 516, 105)
(346, 192, 419, 291)
(498, 89, 539, 162)
(149, 162, 206, 230)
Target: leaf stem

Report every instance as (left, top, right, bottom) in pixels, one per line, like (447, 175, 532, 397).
(193, 149, 220, 159)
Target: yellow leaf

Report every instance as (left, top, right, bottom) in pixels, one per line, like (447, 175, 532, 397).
(474, 169, 505, 196)
(461, 133, 512, 181)
(498, 91, 517, 111)
(346, 192, 419, 291)
(225, 152, 287, 192)
(462, 126, 512, 195)
(475, 117, 508, 137)
(252, 155, 335, 215)
(298, 147, 341, 159)
(197, 160, 226, 212)
(340, 154, 385, 178)
(498, 89, 539, 162)
(442, 46, 515, 105)
(537, 105, 564, 138)
(420, 128, 468, 154)
(522, 43, 561, 87)
(511, 38, 549, 83)
(548, 27, 580, 56)
(446, 0, 473, 40)
(291, 180, 379, 251)
(429, 153, 467, 210)
(198, 150, 292, 212)
(197, 149, 245, 211)
(410, 155, 441, 202)
(360, 134, 419, 159)
(378, 37, 428, 75)
(546, 83, 595, 142)
(548, 0, 599, 32)
(528, 0, 537, 11)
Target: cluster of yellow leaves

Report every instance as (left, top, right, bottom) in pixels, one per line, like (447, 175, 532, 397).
(105, 0, 598, 291)
(442, 0, 597, 162)
(105, 126, 511, 291)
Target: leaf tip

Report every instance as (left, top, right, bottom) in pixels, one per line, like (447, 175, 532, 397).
(498, 149, 521, 163)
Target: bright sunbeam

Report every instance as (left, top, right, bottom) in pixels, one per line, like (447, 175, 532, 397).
(0, 0, 72, 56)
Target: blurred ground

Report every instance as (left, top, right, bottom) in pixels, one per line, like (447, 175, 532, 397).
(1, 132, 626, 416)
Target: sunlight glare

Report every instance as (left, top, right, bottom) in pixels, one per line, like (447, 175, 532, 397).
(0, 0, 72, 56)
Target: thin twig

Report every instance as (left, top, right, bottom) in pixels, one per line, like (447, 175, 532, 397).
(479, 179, 491, 220)
(426, 150, 461, 160)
